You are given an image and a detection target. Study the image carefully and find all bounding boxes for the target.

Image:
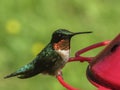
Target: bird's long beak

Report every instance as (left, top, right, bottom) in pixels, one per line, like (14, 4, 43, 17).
(71, 31, 92, 36)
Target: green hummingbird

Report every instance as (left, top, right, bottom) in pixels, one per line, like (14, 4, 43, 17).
(4, 29, 92, 79)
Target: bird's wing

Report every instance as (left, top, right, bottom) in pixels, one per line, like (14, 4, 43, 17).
(33, 44, 63, 75)
(4, 44, 62, 79)
(17, 44, 62, 79)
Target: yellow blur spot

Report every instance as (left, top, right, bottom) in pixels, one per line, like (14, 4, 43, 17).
(32, 42, 45, 56)
(6, 19, 21, 34)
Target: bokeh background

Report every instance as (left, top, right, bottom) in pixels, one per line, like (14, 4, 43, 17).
(0, 0, 120, 90)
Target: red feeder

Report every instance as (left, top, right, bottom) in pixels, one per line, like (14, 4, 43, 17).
(87, 34, 120, 90)
(57, 34, 120, 90)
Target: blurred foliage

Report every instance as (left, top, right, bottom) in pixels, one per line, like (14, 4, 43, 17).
(0, 0, 120, 90)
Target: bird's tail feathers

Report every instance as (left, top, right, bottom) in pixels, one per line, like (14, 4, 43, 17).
(4, 71, 22, 79)
(4, 63, 34, 79)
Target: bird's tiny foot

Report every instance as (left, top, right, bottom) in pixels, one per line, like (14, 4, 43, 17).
(56, 71, 64, 80)
(56, 70, 63, 77)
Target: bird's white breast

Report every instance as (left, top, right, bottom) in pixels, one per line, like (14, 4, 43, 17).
(56, 49, 70, 62)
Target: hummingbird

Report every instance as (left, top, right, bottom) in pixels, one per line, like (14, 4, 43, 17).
(4, 29, 92, 79)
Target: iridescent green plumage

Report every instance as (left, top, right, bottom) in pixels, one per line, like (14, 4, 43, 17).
(4, 43, 63, 79)
(4, 29, 92, 79)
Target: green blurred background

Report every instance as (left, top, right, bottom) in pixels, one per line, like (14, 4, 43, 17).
(0, 0, 120, 90)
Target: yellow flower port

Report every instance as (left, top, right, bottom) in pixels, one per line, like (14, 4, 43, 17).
(6, 19, 21, 35)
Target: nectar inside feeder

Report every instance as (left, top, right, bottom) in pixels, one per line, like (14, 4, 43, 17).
(87, 34, 120, 90)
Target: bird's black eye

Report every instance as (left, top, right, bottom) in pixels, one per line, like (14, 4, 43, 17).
(58, 33, 62, 37)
